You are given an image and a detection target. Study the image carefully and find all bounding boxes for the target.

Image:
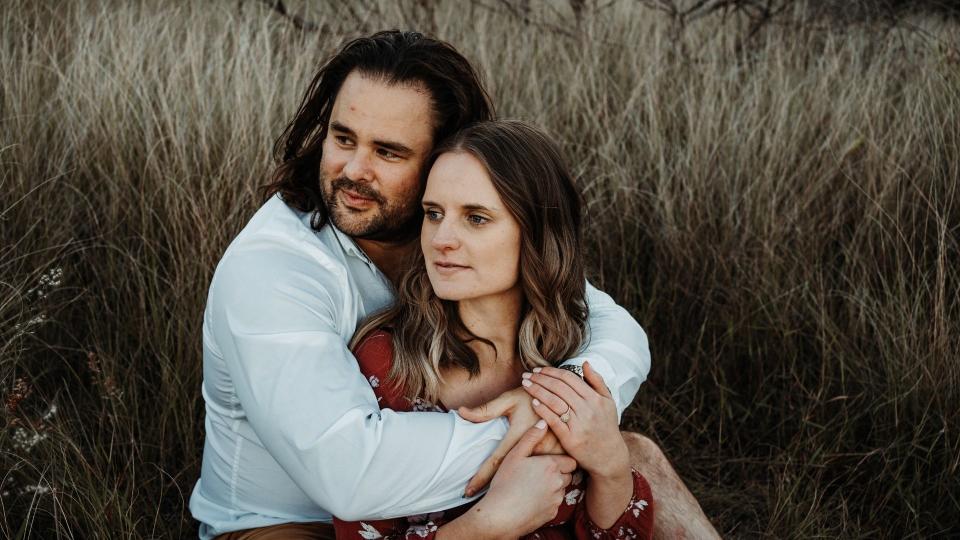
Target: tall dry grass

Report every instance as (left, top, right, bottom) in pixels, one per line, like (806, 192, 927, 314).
(1, 1, 958, 538)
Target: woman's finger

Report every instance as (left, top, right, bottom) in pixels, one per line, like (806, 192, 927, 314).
(525, 372, 584, 412)
(522, 377, 570, 416)
(582, 361, 612, 398)
(530, 394, 571, 441)
(532, 366, 593, 399)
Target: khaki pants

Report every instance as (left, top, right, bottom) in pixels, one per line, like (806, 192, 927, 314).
(215, 522, 336, 540)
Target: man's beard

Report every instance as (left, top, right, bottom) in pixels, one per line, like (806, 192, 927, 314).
(320, 176, 421, 243)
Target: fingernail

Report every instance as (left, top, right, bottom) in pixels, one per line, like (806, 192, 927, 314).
(532, 398, 540, 406)
(521, 379, 532, 387)
(521, 372, 532, 379)
(535, 419, 547, 429)
(463, 489, 472, 498)
(533, 367, 543, 373)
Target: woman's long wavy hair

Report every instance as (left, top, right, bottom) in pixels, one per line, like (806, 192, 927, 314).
(351, 121, 589, 403)
(260, 30, 493, 231)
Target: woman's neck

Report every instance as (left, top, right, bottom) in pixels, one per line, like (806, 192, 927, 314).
(457, 286, 524, 366)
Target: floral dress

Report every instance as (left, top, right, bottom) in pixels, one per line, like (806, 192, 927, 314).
(333, 331, 655, 540)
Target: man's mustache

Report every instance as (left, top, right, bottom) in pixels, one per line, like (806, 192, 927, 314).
(330, 178, 385, 205)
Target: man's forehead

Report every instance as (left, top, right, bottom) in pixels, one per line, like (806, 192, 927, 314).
(330, 72, 435, 146)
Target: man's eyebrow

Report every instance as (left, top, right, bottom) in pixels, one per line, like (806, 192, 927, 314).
(329, 121, 354, 135)
(329, 121, 414, 155)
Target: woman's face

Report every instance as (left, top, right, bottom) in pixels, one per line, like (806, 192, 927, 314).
(421, 151, 522, 303)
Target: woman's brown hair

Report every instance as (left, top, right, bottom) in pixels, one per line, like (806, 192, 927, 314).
(352, 120, 588, 403)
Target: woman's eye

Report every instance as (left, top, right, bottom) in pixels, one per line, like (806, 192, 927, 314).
(334, 135, 353, 146)
(467, 214, 489, 226)
(424, 210, 442, 222)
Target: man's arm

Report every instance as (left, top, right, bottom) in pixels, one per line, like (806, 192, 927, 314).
(208, 245, 505, 521)
(561, 281, 650, 418)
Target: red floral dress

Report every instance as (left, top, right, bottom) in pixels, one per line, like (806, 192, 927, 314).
(333, 331, 655, 540)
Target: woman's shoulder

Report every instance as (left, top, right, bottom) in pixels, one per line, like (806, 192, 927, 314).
(353, 329, 394, 378)
(353, 329, 410, 409)
(354, 329, 394, 359)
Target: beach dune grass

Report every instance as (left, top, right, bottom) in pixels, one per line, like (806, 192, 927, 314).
(1, 1, 958, 537)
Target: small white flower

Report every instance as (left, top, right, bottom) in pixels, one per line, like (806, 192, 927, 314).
(410, 397, 443, 412)
(358, 522, 382, 539)
(42, 403, 58, 421)
(23, 484, 51, 495)
(565, 488, 583, 505)
(368, 375, 380, 388)
(630, 498, 649, 517)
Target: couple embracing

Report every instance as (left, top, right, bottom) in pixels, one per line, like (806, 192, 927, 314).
(190, 31, 718, 540)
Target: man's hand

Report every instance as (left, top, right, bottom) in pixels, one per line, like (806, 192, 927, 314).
(458, 387, 566, 497)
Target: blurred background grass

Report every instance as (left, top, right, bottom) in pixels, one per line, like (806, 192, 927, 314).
(1, 0, 958, 537)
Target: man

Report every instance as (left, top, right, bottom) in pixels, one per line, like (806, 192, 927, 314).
(190, 31, 717, 539)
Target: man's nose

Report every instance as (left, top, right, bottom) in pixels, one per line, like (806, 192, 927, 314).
(342, 148, 374, 182)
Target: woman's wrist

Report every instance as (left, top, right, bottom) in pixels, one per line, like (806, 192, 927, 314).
(585, 443, 631, 481)
(585, 467, 635, 530)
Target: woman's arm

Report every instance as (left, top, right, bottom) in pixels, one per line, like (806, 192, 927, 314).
(520, 362, 654, 535)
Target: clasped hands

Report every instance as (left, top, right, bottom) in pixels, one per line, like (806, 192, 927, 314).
(456, 361, 631, 536)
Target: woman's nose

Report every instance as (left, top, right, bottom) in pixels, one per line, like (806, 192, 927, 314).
(430, 221, 460, 251)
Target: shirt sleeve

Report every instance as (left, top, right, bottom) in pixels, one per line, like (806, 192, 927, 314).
(561, 281, 651, 419)
(206, 242, 506, 521)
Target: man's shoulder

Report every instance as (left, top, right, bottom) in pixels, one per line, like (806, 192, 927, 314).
(208, 196, 351, 307)
(219, 196, 345, 273)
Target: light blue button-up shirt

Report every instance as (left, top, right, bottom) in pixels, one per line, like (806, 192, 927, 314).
(189, 195, 650, 538)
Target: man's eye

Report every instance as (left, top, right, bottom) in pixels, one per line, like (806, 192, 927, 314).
(424, 210, 443, 222)
(467, 215, 489, 226)
(377, 148, 400, 160)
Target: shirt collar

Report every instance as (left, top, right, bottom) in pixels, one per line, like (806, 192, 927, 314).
(329, 222, 376, 268)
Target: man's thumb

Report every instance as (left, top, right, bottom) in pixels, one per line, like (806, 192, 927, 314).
(510, 420, 548, 459)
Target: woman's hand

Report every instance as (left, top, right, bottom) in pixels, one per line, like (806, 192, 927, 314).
(520, 362, 631, 480)
(454, 421, 578, 539)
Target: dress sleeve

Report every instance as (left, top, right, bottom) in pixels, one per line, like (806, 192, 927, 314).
(572, 469, 655, 540)
(562, 281, 651, 420)
(353, 330, 411, 411)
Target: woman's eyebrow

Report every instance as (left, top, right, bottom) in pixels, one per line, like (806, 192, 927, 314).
(462, 203, 498, 212)
(422, 201, 500, 212)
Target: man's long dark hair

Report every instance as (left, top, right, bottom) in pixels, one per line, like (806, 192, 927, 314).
(261, 30, 495, 231)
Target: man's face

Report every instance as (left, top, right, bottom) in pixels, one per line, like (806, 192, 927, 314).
(319, 71, 435, 241)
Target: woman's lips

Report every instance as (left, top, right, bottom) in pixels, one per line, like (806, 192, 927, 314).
(433, 261, 470, 275)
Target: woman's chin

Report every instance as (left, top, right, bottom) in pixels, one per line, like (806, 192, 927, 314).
(431, 286, 466, 301)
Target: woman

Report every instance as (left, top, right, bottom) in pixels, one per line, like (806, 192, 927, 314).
(334, 121, 654, 539)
